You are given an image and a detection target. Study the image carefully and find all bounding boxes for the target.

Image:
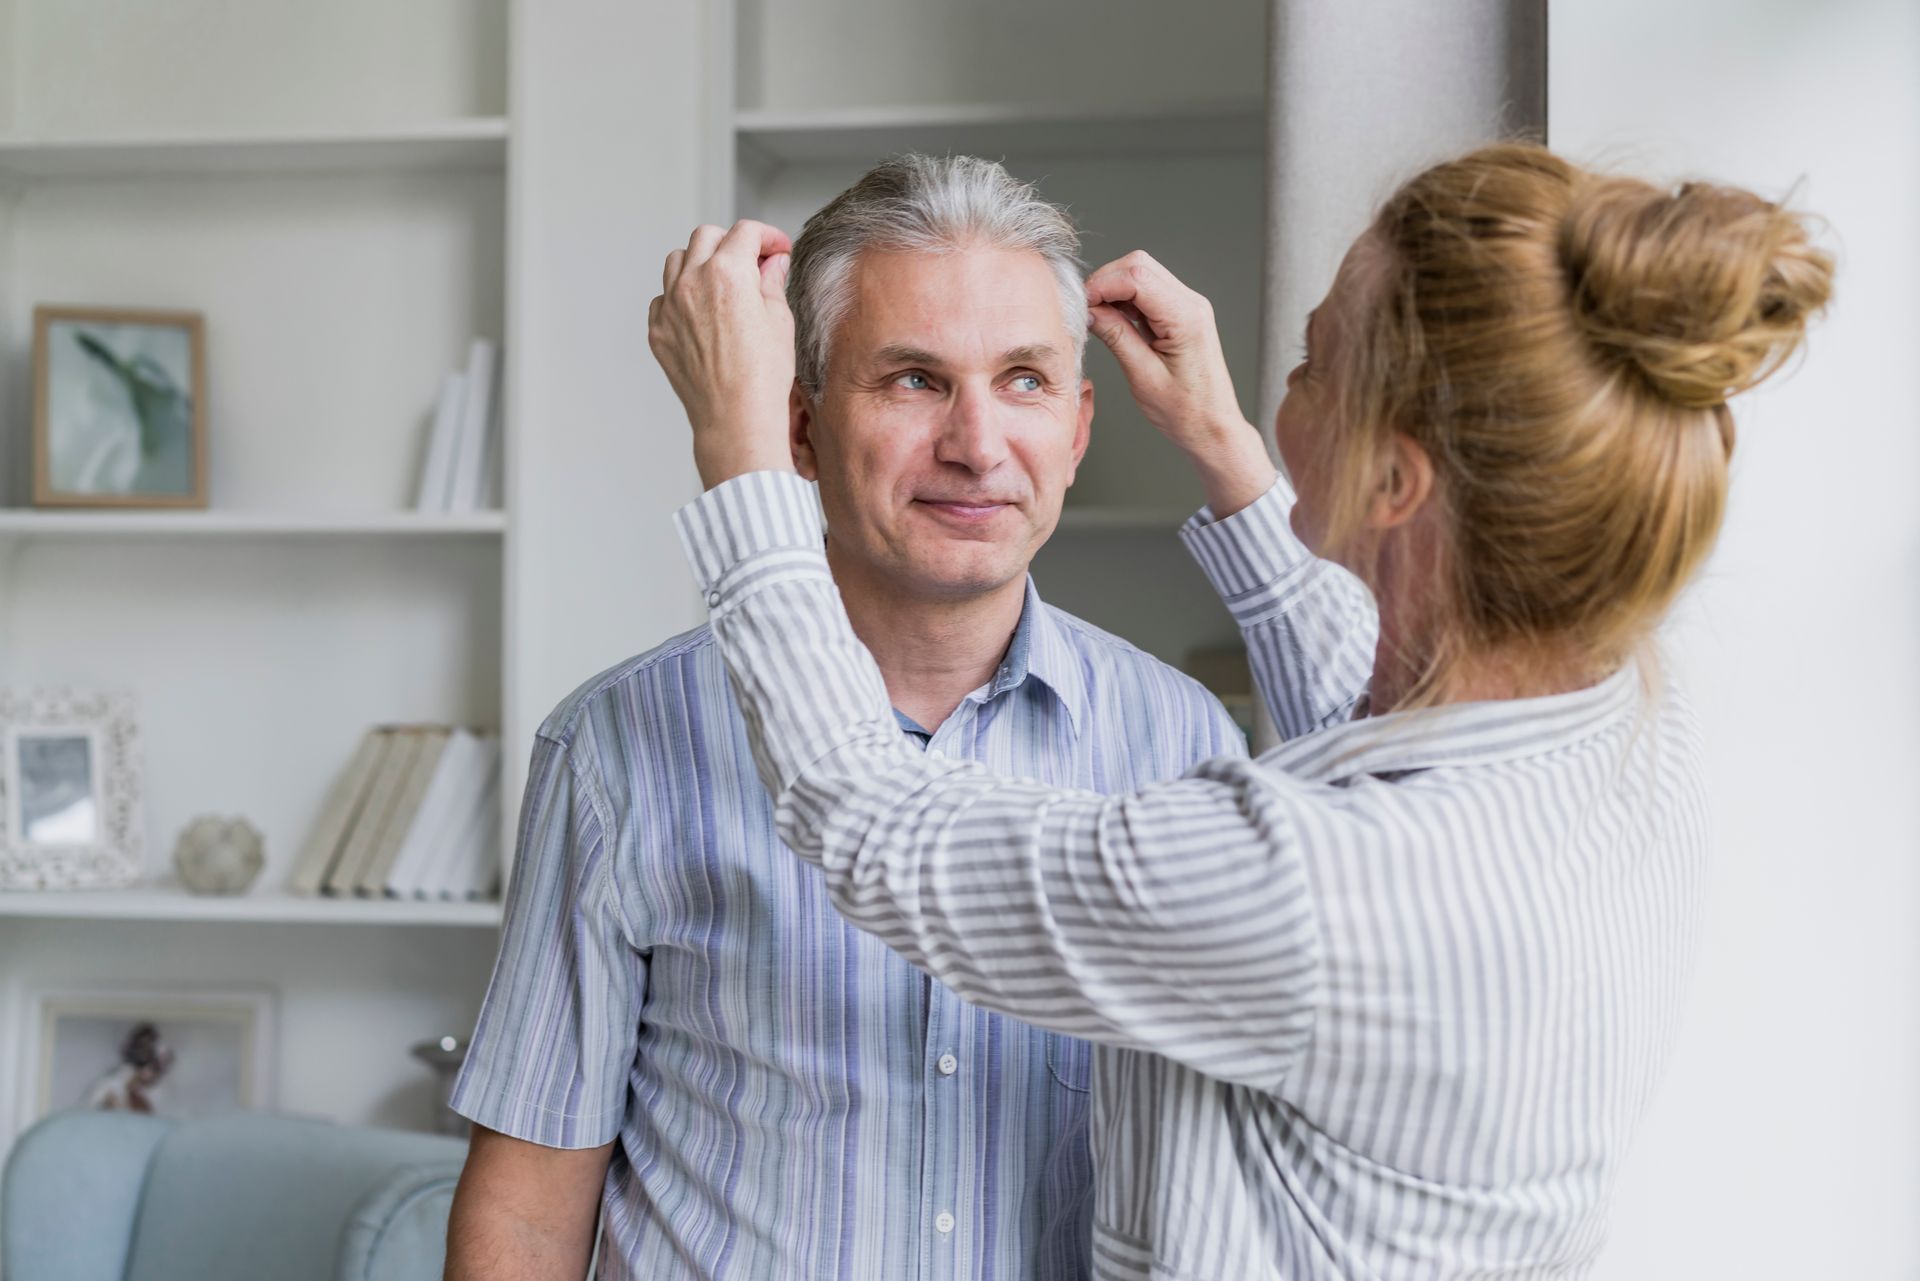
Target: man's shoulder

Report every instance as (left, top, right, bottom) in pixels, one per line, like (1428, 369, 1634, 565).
(535, 623, 724, 751)
(1039, 603, 1225, 711)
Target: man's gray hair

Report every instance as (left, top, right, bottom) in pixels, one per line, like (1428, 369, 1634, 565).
(787, 153, 1087, 396)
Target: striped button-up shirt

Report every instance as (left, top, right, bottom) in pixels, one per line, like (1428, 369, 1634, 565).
(677, 470, 1710, 1281)
(450, 575, 1245, 1279)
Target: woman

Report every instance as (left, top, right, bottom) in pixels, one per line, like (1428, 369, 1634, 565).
(649, 143, 1831, 1279)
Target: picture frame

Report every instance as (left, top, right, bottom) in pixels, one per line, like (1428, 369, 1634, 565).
(0, 689, 145, 890)
(8, 987, 275, 1148)
(32, 304, 208, 509)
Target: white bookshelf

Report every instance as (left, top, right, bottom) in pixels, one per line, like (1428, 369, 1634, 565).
(0, 510, 507, 539)
(0, 0, 515, 1156)
(0, 121, 509, 181)
(0, 885, 502, 926)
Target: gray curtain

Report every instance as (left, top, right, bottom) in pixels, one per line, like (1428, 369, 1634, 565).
(1250, 0, 1546, 746)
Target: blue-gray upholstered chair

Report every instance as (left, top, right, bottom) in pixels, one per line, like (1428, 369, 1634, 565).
(2, 1109, 467, 1281)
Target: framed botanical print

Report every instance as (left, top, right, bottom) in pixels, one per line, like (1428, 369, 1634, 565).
(33, 305, 208, 509)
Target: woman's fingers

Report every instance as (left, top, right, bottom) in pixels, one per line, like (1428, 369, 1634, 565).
(715, 218, 794, 269)
(1085, 251, 1197, 336)
(684, 223, 726, 265)
(1089, 302, 1160, 377)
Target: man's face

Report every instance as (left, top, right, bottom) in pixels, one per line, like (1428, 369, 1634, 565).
(791, 245, 1094, 602)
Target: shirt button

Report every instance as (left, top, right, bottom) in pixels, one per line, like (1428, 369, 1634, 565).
(926, 746, 945, 759)
(937, 1053, 958, 1076)
(706, 590, 721, 608)
(935, 1211, 956, 1235)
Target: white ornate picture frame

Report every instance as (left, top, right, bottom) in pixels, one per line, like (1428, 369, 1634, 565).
(0, 690, 144, 890)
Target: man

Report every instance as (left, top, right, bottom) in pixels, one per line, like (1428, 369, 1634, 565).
(444, 154, 1245, 1281)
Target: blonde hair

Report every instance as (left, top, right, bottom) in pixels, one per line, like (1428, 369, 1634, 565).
(1319, 142, 1833, 693)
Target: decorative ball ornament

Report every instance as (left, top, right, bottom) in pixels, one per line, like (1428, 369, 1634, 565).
(171, 815, 265, 895)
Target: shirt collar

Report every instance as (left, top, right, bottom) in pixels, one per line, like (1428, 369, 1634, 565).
(1264, 662, 1643, 785)
(968, 576, 1088, 737)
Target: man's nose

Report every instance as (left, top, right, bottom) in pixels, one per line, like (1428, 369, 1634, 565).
(933, 384, 1011, 474)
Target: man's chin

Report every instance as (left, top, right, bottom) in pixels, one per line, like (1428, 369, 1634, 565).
(893, 545, 1031, 600)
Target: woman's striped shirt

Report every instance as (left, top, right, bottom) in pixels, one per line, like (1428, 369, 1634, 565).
(677, 470, 1709, 1281)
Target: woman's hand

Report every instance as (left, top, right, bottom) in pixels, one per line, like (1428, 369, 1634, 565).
(1086, 251, 1276, 517)
(648, 219, 797, 489)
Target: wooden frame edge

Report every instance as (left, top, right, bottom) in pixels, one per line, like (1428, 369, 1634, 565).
(30, 304, 208, 510)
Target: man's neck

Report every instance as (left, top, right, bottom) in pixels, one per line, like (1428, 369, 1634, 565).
(825, 543, 1028, 735)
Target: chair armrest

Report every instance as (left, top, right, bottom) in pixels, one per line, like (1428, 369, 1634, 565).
(2, 1110, 176, 1281)
(335, 1160, 465, 1281)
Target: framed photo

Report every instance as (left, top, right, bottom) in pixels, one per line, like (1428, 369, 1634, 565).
(0, 690, 144, 890)
(33, 305, 208, 508)
(11, 988, 274, 1144)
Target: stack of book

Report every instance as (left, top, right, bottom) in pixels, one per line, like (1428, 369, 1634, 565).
(413, 337, 502, 512)
(289, 726, 503, 900)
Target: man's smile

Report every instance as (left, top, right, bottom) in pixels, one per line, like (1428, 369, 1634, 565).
(913, 497, 1016, 525)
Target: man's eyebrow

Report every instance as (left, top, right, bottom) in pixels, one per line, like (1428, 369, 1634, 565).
(998, 343, 1062, 367)
(870, 344, 943, 368)
(867, 343, 1065, 368)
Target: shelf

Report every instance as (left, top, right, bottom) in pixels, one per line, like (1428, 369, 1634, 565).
(0, 120, 509, 181)
(1055, 507, 1193, 532)
(735, 100, 1264, 167)
(0, 510, 507, 539)
(0, 883, 503, 926)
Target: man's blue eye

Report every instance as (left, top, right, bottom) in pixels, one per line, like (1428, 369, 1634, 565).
(897, 372, 930, 390)
(1012, 375, 1042, 393)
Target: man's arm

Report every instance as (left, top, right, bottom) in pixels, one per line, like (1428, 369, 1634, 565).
(442, 732, 641, 1276)
(445, 1127, 612, 1280)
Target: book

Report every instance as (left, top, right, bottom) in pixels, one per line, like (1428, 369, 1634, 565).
(450, 745, 504, 900)
(324, 728, 426, 896)
(356, 726, 451, 896)
(446, 338, 499, 512)
(412, 371, 467, 512)
(287, 731, 388, 895)
(383, 728, 483, 898)
(406, 734, 500, 899)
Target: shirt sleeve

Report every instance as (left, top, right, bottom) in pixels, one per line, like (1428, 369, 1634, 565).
(677, 471, 1321, 1092)
(449, 731, 641, 1148)
(1180, 475, 1379, 742)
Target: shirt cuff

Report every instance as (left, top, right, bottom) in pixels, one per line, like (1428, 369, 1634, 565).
(1179, 474, 1315, 603)
(675, 470, 829, 609)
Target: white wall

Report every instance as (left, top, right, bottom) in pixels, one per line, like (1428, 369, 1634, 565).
(1552, 2, 1920, 1277)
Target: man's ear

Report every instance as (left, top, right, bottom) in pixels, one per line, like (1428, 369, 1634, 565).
(1065, 377, 1095, 482)
(789, 380, 819, 480)
(1366, 431, 1435, 531)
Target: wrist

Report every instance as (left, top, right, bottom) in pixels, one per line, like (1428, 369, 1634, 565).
(694, 437, 794, 490)
(1185, 418, 1276, 516)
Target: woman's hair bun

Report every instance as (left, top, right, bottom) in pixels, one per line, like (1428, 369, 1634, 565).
(1557, 175, 1834, 409)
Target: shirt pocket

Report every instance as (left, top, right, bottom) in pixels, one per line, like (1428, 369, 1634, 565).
(1045, 1033, 1093, 1093)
